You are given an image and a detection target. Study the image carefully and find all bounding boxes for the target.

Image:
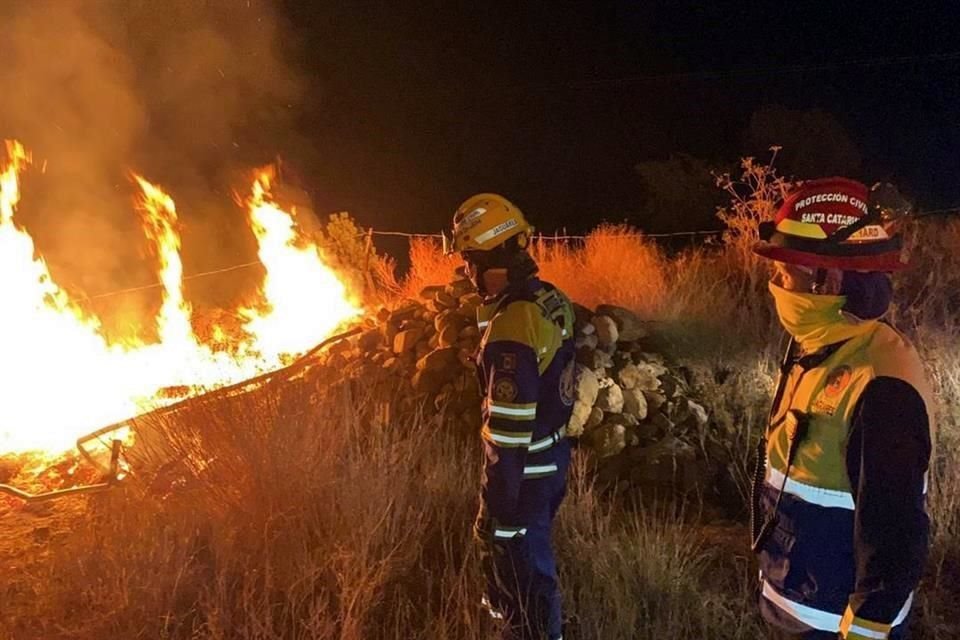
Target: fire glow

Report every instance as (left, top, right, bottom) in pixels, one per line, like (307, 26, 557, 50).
(0, 141, 359, 457)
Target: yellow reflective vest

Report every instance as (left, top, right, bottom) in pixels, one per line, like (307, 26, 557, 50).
(755, 322, 933, 640)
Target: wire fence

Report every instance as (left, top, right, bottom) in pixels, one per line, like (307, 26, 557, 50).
(73, 227, 728, 302)
(79, 261, 263, 301)
(367, 228, 724, 240)
(71, 207, 960, 303)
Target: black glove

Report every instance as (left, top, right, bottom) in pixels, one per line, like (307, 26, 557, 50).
(473, 512, 526, 550)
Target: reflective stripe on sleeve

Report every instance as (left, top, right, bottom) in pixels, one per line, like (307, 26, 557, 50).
(528, 426, 566, 453)
(523, 463, 558, 478)
(488, 401, 537, 420)
(841, 610, 889, 640)
(766, 466, 855, 510)
(493, 526, 527, 540)
(480, 426, 532, 448)
(843, 629, 885, 640)
(840, 594, 913, 639)
(892, 592, 914, 627)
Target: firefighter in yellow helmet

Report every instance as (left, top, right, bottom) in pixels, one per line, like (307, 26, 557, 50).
(750, 178, 933, 639)
(448, 194, 575, 640)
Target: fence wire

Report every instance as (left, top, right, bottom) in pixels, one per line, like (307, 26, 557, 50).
(70, 208, 960, 303)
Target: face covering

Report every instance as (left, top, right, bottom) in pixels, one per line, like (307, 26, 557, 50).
(768, 281, 877, 351)
(464, 248, 538, 298)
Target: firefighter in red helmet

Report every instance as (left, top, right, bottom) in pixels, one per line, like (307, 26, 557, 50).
(751, 178, 933, 639)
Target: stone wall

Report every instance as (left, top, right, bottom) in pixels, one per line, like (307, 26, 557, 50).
(324, 270, 735, 502)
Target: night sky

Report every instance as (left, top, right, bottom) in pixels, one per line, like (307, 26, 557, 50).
(278, 2, 960, 237)
(0, 1, 956, 326)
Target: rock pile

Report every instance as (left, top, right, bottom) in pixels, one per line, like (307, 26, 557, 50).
(323, 272, 486, 433)
(567, 304, 715, 493)
(323, 271, 724, 496)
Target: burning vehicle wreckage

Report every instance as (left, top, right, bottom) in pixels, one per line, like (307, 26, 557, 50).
(0, 140, 362, 504)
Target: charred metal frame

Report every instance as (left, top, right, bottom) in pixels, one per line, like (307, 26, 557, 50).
(0, 439, 123, 502)
(0, 326, 361, 503)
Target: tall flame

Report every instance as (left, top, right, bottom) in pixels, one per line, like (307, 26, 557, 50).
(242, 170, 358, 359)
(135, 175, 193, 348)
(0, 142, 359, 458)
(0, 142, 142, 453)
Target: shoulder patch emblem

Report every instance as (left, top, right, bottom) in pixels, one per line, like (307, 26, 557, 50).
(824, 365, 852, 398)
(493, 378, 519, 402)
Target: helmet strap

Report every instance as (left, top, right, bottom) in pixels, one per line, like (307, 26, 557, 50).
(506, 250, 538, 284)
(811, 268, 829, 295)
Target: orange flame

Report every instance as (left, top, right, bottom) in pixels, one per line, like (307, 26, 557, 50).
(135, 174, 193, 348)
(0, 142, 360, 458)
(242, 170, 359, 359)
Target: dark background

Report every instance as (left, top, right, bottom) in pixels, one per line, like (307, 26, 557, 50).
(279, 2, 960, 236)
(2, 1, 959, 300)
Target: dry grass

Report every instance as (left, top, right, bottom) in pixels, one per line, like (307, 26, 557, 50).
(396, 237, 462, 301)
(389, 220, 960, 639)
(397, 227, 675, 319)
(399, 224, 779, 357)
(4, 375, 485, 640)
(3, 207, 959, 639)
(531, 225, 670, 316)
(3, 366, 766, 640)
(912, 325, 960, 637)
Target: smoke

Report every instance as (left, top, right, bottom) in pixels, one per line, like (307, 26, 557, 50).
(0, 0, 304, 328)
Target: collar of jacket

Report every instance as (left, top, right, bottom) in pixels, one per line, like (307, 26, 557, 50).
(790, 340, 848, 371)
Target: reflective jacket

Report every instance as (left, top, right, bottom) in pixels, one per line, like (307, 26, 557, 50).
(755, 322, 933, 640)
(475, 276, 575, 539)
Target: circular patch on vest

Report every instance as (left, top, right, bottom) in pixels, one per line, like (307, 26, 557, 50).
(493, 378, 519, 402)
(824, 365, 852, 398)
(559, 361, 576, 407)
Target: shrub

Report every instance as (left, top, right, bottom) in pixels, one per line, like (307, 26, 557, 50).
(532, 224, 669, 316)
(396, 237, 462, 302)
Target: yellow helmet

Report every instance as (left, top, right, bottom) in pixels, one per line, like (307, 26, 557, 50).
(444, 193, 533, 255)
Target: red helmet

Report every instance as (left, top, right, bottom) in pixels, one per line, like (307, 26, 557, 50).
(753, 177, 908, 271)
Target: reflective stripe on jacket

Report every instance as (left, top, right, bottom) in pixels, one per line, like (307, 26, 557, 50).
(757, 322, 933, 640)
(476, 277, 575, 527)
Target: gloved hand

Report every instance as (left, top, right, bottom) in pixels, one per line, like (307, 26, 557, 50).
(473, 511, 525, 550)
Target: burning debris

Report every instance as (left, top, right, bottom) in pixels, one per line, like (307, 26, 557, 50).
(1, 137, 730, 507)
(0, 140, 358, 461)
